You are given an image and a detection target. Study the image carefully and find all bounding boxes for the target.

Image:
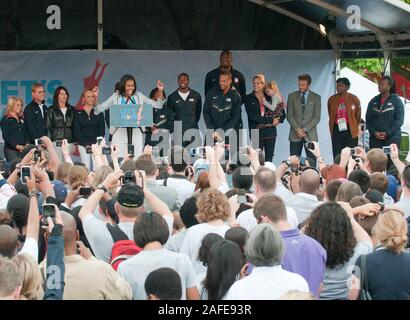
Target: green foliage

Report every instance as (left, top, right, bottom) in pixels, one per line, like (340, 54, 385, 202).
(341, 58, 384, 77)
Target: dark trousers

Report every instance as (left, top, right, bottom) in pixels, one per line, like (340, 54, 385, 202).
(331, 125, 358, 160)
(4, 147, 21, 162)
(290, 140, 316, 167)
(259, 137, 276, 163)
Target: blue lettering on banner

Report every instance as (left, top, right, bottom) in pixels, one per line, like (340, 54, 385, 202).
(120, 108, 138, 121)
(0, 80, 63, 105)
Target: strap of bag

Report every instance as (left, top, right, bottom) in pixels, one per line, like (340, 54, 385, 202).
(106, 224, 129, 242)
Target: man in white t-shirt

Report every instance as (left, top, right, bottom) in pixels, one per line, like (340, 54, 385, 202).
(237, 167, 298, 231)
(79, 170, 174, 262)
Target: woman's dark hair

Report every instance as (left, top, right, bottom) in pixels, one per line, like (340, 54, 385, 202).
(203, 240, 243, 300)
(381, 75, 396, 94)
(149, 87, 166, 100)
(197, 233, 223, 267)
(14, 179, 29, 197)
(179, 196, 199, 228)
(365, 189, 384, 204)
(232, 166, 253, 191)
(119, 74, 137, 97)
(304, 202, 357, 269)
(7, 194, 30, 238)
(133, 212, 169, 248)
(53, 86, 70, 107)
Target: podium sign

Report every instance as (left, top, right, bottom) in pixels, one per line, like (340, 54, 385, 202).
(109, 104, 153, 127)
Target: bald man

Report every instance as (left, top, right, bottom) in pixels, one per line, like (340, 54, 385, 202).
(288, 168, 322, 223)
(41, 212, 132, 300)
(0, 225, 19, 258)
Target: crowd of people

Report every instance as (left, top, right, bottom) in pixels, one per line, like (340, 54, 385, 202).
(0, 50, 409, 301)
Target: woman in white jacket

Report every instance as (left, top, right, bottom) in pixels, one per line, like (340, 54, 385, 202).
(94, 74, 165, 158)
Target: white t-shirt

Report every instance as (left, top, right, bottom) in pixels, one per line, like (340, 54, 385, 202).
(60, 107, 67, 120)
(226, 265, 309, 300)
(178, 90, 190, 101)
(237, 207, 298, 232)
(165, 229, 188, 252)
(160, 177, 195, 209)
(117, 248, 197, 300)
(180, 223, 230, 274)
(19, 237, 38, 261)
(82, 214, 174, 262)
(274, 183, 294, 204)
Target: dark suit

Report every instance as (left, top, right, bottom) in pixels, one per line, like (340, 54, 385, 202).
(287, 90, 321, 163)
(23, 101, 48, 143)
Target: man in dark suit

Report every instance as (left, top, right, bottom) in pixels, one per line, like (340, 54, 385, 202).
(23, 83, 48, 143)
(287, 74, 321, 165)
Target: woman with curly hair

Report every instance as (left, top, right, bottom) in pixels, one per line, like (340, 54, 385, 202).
(352, 209, 410, 300)
(180, 189, 232, 275)
(304, 202, 373, 300)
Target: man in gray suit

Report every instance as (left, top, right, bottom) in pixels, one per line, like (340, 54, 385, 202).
(287, 74, 321, 165)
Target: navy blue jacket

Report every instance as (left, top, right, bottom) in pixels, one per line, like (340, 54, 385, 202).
(203, 87, 242, 131)
(0, 115, 30, 150)
(167, 89, 202, 133)
(73, 108, 105, 147)
(23, 101, 48, 143)
(365, 94, 404, 141)
(205, 67, 246, 102)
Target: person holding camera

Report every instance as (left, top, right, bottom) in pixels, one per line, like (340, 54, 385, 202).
(328, 78, 361, 161)
(0, 97, 30, 162)
(287, 74, 321, 166)
(73, 89, 105, 170)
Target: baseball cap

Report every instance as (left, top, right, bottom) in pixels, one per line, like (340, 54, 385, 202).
(117, 184, 144, 208)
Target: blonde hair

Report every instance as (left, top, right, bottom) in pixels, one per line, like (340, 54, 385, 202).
(5, 96, 24, 116)
(252, 74, 266, 85)
(92, 165, 113, 188)
(280, 290, 316, 300)
(13, 254, 42, 300)
(68, 165, 88, 190)
(56, 163, 74, 184)
(265, 80, 280, 95)
(196, 189, 231, 223)
(373, 209, 408, 254)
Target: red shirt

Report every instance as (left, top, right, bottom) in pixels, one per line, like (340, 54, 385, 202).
(335, 97, 349, 124)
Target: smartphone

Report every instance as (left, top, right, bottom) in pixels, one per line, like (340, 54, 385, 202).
(33, 149, 41, 162)
(86, 145, 93, 154)
(224, 144, 231, 162)
(237, 195, 247, 204)
(56, 140, 63, 147)
(46, 170, 54, 181)
(42, 203, 56, 226)
(152, 146, 160, 159)
(378, 202, 385, 212)
(383, 146, 391, 155)
(239, 146, 248, 155)
(34, 138, 43, 146)
(350, 148, 357, 156)
(304, 142, 315, 150)
(96, 136, 104, 145)
(102, 146, 111, 155)
(79, 186, 92, 197)
(190, 147, 206, 158)
(128, 144, 135, 157)
(121, 170, 136, 185)
(20, 166, 31, 184)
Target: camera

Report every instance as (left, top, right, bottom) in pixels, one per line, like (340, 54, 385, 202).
(33, 149, 41, 162)
(383, 146, 391, 155)
(102, 146, 111, 155)
(56, 140, 63, 147)
(20, 166, 31, 184)
(86, 145, 93, 154)
(128, 144, 135, 157)
(122, 170, 136, 185)
(79, 186, 92, 197)
(190, 147, 206, 158)
(35, 138, 43, 146)
(42, 203, 56, 226)
(152, 146, 160, 159)
(304, 142, 315, 150)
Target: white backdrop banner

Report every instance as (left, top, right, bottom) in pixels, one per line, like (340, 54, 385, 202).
(0, 50, 336, 163)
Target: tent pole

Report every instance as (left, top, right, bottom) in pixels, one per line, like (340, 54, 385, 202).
(97, 0, 103, 51)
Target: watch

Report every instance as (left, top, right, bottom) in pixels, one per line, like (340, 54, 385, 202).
(97, 183, 108, 193)
(29, 190, 40, 198)
(282, 160, 292, 167)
